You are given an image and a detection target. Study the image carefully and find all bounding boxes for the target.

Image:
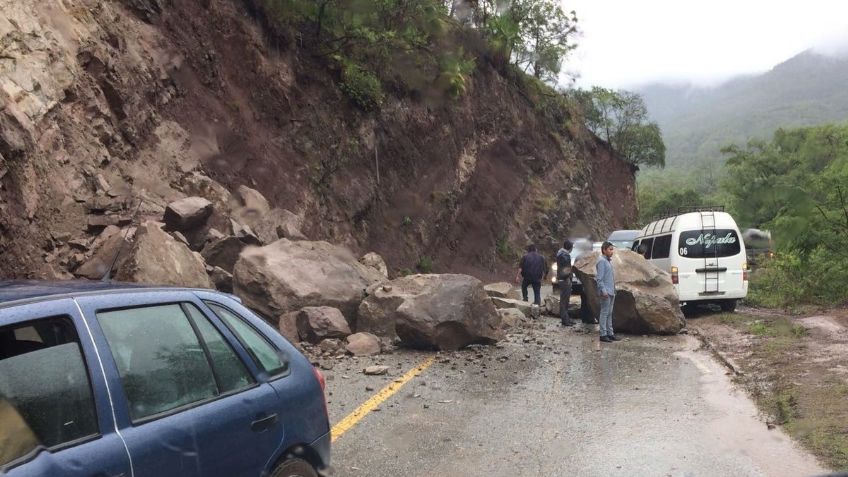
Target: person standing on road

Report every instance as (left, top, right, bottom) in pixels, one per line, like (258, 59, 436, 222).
(516, 244, 547, 309)
(555, 240, 575, 326)
(596, 241, 620, 342)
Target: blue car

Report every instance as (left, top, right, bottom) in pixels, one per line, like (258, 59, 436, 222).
(0, 281, 330, 477)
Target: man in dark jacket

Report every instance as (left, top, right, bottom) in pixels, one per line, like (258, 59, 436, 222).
(516, 244, 547, 306)
(555, 240, 574, 326)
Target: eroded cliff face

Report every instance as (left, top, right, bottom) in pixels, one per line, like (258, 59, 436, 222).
(0, 0, 635, 281)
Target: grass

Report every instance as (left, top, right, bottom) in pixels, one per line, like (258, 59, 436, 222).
(416, 256, 433, 273)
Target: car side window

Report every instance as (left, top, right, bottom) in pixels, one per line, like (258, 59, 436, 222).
(0, 316, 99, 467)
(183, 305, 255, 393)
(97, 304, 219, 422)
(206, 303, 288, 377)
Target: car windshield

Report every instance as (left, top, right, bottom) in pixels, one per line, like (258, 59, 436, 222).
(609, 240, 634, 250)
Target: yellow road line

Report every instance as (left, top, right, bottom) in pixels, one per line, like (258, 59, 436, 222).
(331, 356, 435, 442)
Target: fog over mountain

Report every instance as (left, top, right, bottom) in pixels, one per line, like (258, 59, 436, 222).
(637, 49, 848, 169)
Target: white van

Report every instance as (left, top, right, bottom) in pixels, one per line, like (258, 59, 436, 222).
(632, 208, 748, 311)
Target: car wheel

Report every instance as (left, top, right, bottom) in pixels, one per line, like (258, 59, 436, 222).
(271, 458, 318, 477)
(720, 299, 737, 313)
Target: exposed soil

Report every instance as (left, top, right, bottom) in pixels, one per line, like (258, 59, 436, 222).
(690, 305, 848, 471)
(0, 0, 636, 282)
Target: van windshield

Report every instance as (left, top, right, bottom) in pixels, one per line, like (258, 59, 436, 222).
(678, 229, 741, 258)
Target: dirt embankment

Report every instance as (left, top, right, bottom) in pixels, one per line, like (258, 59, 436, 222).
(0, 0, 636, 282)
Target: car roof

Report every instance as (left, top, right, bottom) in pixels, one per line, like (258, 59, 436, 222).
(0, 280, 216, 308)
(607, 230, 640, 240)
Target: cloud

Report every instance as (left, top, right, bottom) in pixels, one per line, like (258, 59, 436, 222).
(562, 0, 848, 88)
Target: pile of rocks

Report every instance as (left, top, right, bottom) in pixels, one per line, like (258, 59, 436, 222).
(55, 180, 508, 353)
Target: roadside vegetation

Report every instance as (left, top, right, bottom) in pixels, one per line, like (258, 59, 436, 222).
(726, 125, 848, 308)
(261, 0, 578, 107)
(707, 313, 848, 470)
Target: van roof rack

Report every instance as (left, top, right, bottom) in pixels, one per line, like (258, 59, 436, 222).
(676, 205, 725, 214)
(648, 205, 726, 224)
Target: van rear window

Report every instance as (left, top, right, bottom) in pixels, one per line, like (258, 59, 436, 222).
(678, 229, 741, 258)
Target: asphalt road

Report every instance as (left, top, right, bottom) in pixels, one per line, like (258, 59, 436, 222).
(320, 317, 828, 477)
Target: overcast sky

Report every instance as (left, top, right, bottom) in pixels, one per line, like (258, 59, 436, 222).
(563, 0, 848, 89)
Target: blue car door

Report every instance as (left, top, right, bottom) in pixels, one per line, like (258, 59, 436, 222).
(76, 292, 286, 477)
(0, 298, 131, 477)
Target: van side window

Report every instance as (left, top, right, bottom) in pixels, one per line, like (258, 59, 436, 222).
(652, 235, 672, 259)
(641, 237, 655, 259)
(0, 317, 99, 466)
(678, 229, 741, 258)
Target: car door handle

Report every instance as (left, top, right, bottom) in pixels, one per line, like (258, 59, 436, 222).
(250, 412, 278, 432)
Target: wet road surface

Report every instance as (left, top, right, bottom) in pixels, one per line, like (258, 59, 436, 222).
(321, 317, 828, 477)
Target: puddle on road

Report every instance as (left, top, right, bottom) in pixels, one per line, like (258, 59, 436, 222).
(676, 337, 828, 477)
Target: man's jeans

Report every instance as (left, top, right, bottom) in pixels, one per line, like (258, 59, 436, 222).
(599, 294, 615, 336)
(522, 279, 542, 305)
(558, 278, 572, 323)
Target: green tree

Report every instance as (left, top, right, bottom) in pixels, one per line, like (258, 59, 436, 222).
(512, 0, 578, 82)
(462, 0, 578, 82)
(581, 87, 666, 168)
(638, 187, 703, 223)
(722, 124, 848, 255)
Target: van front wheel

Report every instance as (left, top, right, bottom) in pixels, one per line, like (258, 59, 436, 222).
(720, 299, 737, 312)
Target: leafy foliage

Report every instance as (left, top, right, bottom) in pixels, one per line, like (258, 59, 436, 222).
(416, 255, 434, 273)
(447, 0, 579, 84)
(723, 124, 848, 306)
(339, 62, 384, 111)
(578, 87, 666, 167)
(638, 187, 704, 223)
(437, 48, 476, 98)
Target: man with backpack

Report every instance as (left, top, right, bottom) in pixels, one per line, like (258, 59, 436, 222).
(555, 240, 575, 326)
(515, 244, 547, 313)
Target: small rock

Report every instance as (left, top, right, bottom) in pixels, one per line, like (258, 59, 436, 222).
(68, 239, 90, 250)
(365, 385, 375, 392)
(363, 365, 389, 376)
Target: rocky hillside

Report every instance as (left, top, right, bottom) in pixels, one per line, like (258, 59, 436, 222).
(0, 0, 635, 282)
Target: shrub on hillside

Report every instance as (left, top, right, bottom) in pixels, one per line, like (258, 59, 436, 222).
(339, 63, 384, 112)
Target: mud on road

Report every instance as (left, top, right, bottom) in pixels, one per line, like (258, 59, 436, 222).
(690, 305, 848, 471)
(319, 313, 827, 476)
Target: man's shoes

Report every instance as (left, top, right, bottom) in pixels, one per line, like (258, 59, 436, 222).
(599, 335, 612, 343)
(561, 319, 575, 327)
(609, 334, 622, 341)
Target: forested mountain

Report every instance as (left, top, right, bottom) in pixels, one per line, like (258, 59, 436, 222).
(638, 50, 848, 168)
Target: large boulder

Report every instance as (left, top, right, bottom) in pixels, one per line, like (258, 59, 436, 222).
(484, 282, 520, 300)
(295, 306, 352, 344)
(357, 274, 503, 351)
(163, 197, 213, 231)
(74, 228, 133, 280)
(253, 208, 307, 244)
(115, 222, 213, 288)
(497, 308, 526, 329)
(201, 236, 246, 272)
(345, 332, 381, 356)
(232, 239, 385, 323)
(490, 297, 533, 318)
(278, 311, 300, 343)
(359, 252, 388, 278)
(573, 250, 685, 334)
